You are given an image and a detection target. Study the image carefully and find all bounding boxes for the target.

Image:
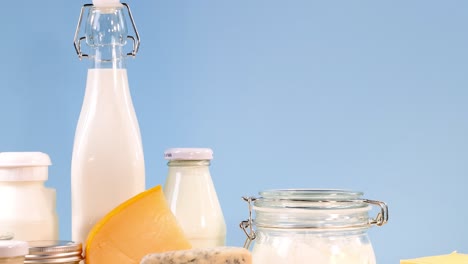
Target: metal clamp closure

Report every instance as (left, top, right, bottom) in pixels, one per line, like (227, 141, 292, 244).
(73, 3, 141, 59)
(240, 196, 257, 249)
(364, 199, 389, 226)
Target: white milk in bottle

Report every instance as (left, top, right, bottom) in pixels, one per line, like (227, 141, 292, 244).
(163, 148, 226, 248)
(71, 0, 145, 246)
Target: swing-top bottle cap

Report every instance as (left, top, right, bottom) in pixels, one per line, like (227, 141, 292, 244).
(92, 0, 122, 8)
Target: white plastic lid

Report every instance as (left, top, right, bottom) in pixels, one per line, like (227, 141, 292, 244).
(0, 152, 51, 168)
(0, 152, 51, 181)
(0, 240, 29, 258)
(93, 0, 122, 7)
(164, 148, 213, 161)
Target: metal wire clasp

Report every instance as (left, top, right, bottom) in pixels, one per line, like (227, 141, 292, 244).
(239, 196, 257, 249)
(364, 199, 389, 226)
(73, 3, 141, 59)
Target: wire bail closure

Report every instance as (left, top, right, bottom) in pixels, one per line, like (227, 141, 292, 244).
(240, 196, 257, 249)
(73, 3, 141, 60)
(364, 199, 389, 226)
(239, 195, 389, 250)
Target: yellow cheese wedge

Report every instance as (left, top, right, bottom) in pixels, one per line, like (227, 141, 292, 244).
(401, 252, 468, 264)
(85, 185, 192, 264)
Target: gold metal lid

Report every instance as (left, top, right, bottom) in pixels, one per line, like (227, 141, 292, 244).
(25, 241, 83, 264)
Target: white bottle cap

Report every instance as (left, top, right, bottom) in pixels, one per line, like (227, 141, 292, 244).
(0, 240, 29, 258)
(0, 152, 51, 181)
(92, 0, 122, 8)
(164, 148, 213, 161)
(0, 152, 51, 168)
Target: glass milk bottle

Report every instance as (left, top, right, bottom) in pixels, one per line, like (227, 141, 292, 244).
(240, 189, 389, 264)
(71, 0, 145, 246)
(163, 148, 227, 248)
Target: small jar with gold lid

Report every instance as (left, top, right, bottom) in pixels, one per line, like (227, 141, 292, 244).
(25, 241, 82, 264)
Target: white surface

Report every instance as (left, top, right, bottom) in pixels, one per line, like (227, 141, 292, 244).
(164, 148, 213, 161)
(71, 69, 145, 246)
(163, 161, 226, 248)
(0, 241, 28, 258)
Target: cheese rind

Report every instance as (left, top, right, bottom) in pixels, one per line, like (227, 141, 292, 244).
(401, 252, 468, 264)
(141, 247, 252, 264)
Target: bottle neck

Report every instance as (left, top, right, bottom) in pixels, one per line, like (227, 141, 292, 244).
(85, 6, 128, 69)
(91, 45, 125, 69)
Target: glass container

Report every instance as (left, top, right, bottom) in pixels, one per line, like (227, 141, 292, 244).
(240, 189, 388, 264)
(163, 148, 227, 248)
(71, 1, 145, 246)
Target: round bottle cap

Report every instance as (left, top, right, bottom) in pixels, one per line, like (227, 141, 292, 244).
(0, 152, 51, 181)
(0, 240, 29, 258)
(25, 241, 83, 263)
(0, 152, 51, 168)
(164, 148, 213, 161)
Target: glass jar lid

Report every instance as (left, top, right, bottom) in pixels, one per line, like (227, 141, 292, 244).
(25, 241, 83, 264)
(240, 189, 389, 249)
(255, 189, 368, 210)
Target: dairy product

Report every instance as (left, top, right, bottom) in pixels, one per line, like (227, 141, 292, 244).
(243, 189, 387, 264)
(164, 148, 226, 248)
(252, 237, 376, 264)
(141, 247, 252, 264)
(71, 68, 145, 245)
(0, 152, 58, 241)
(85, 185, 191, 264)
(401, 252, 468, 264)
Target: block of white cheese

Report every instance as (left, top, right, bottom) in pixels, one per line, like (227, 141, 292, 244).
(140, 247, 252, 264)
(401, 251, 468, 264)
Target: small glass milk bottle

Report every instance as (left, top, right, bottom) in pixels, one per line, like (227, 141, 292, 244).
(163, 148, 227, 248)
(71, 0, 145, 246)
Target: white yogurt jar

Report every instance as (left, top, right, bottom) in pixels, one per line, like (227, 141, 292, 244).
(0, 152, 59, 241)
(240, 189, 389, 264)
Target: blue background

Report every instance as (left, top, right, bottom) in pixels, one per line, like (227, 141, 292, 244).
(1, 0, 468, 263)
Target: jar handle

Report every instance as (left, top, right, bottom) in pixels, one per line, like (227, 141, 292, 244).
(239, 196, 257, 249)
(364, 199, 389, 226)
